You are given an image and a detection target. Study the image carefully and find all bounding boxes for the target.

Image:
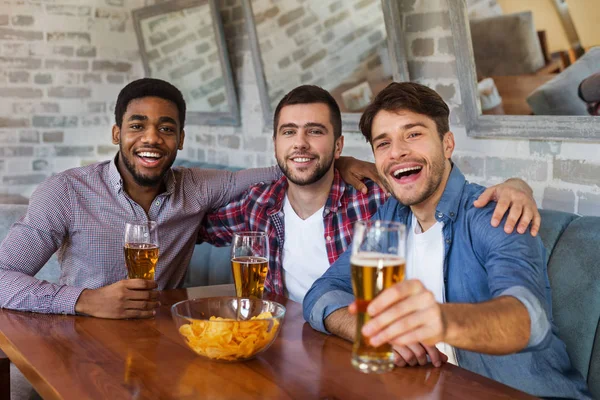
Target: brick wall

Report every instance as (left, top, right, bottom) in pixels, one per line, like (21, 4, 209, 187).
(0, 0, 145, 195)
(1, 0, 599, 216)
(251, 0, 387, 109)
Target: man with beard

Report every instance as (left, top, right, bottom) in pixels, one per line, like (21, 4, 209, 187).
(200, 85, 540, 305)
(0, 78, 372, 319)
(302, 82, 590, 399)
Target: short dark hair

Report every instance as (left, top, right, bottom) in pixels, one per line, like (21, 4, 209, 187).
(114, 78, 186, 130)
(273, 85, 342, 139)
(359, 82, 449, 143)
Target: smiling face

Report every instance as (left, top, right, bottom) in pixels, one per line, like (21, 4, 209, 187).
(371, 109, 454, 207)
(112, 96, 185, 188)
(274, 103, 343, 186)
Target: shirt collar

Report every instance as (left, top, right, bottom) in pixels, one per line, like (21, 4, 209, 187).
(435, 164, 465, 223)
(324, 169, 345, 213)
(108, 153, 177, 195)
(263, 169, 345, 215)
(264, 175, 289, 215)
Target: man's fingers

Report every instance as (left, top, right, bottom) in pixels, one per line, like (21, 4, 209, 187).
(440, 351, 449, 363)
(516, 207, 534, 234)
(474, 187, 495, 208)
(126, 289, 160, 302)
(345, 174, 366, 193)
(393, 350, 407, 367)
(503, 203, 523, 234)
(491, 197, 510, 228)
(124, 300, 160, 311)
(124, 309, 157, 319)
(406, 343, 428, 366)
(390, 323, 442, 349)
(348, 302, 357, 315)
(423, 344, 445, 367)
(363, 290, 434, 340)
(367, 279, 425, 316)
(530, 210, 541, 237)
(394, 345, 418, 367)
(123, 279, 158, 290)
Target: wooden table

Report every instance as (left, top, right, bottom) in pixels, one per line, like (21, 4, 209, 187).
(0, 284, 536, 399)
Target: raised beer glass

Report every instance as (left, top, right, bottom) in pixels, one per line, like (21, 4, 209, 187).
(351, 220, 406, 373)
(231, 232, 269, 298)
(124, 221, 159, 280)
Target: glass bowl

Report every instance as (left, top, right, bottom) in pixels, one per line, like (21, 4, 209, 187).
(171, 296, 286, 362)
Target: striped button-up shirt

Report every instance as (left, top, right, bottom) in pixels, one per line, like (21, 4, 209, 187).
(199, 169, 387, 296)
(0, 157, 279, 315)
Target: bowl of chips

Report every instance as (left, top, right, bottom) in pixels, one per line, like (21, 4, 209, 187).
(171, 296, 286, 362)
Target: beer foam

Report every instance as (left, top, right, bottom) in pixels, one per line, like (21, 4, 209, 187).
(350, 253, 405, 267)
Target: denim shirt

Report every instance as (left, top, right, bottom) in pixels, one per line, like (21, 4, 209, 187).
(303, 166, 590, 399)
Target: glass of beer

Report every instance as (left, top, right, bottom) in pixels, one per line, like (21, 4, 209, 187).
(124, 221, 159, 280)
(231, 232, 269, 298)
(350, 220, 406, 373)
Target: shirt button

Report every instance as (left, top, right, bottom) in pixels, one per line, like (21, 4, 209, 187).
(446, 239, 452, 244)
(155, 200, 160, 206)
(449, 212, 455, 217)
(326, 236, 332, 241)
(436, 212, 443, 219)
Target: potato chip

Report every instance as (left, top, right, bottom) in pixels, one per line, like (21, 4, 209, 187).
(178, 312, 280, 361)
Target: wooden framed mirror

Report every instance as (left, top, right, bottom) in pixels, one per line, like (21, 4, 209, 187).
(132, 0, 240, 125)
(242, 0, 410, 131)
(449, 0, 600, 140)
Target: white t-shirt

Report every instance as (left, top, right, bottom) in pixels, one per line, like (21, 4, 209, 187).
(406, 214, 458, 365)
(282, 195, 330, 303)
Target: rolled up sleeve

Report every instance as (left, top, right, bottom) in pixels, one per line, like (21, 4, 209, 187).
(303, 245, 354, 332)
(473, 206, 554, 352)
(309, 290, 355, 334)
(500, 286, 551, 349)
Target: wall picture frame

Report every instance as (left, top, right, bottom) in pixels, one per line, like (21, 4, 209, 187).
(132, 0, 240, 126)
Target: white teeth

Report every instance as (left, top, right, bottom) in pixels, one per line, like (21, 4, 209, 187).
(138, 152, 161, 158)
(393, 166, 422, 177)
(292, 158, 311, 162)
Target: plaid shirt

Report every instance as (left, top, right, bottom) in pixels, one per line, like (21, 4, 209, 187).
(0, 157, 279, 315)
(200, 169, 387, 296)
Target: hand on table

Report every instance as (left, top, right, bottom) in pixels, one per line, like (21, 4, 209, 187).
(393, 344, 448, 368)
(75, 279, 160, 319)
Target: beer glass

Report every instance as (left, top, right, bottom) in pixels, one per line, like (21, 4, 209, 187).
(350, 220, 406, 373)
(231, 232, 269, 298)
(124, 221, 159, 280)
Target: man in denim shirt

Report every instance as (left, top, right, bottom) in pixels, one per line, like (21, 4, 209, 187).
(303, 82, 590, 398)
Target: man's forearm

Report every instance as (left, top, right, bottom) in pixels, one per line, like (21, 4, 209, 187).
(0, 269, 82, 314)
(443, 296, 530, 354)
(324, 307, 355, 342)
(226, 166, 281, 205)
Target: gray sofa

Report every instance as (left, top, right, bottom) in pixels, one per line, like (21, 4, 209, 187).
(0, 202, 598, 397)
(527, 47, 600, 115)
